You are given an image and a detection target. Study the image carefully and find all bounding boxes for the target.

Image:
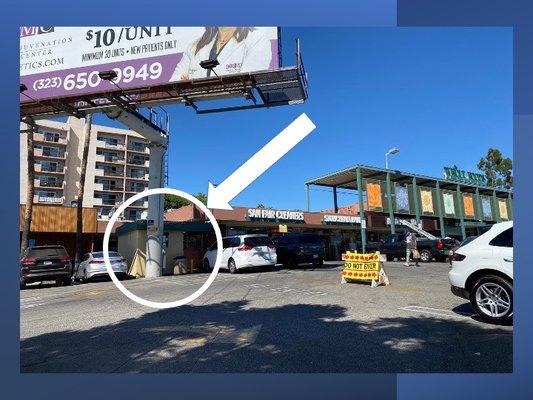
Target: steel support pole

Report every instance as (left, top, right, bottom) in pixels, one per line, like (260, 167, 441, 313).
(386, 172, 395, 234)
(305, 184, 310, 212)
(435, 181, 445, 238)
(493, 189, 501, 222)
(333, 186, 338, 213)
(508, 192, 513, 220)
(412, 177, 421, 226)
(356, 167, 366, 252)
(145, 144, 166, 278)
(456, 184, 466, 240)
(475, 187, 482, 223)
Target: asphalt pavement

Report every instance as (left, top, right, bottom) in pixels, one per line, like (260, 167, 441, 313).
(20, 261, 512, 373)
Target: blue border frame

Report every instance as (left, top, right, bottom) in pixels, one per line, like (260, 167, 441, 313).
(3, 1, 531, 399)
(398, 0, 532, 399)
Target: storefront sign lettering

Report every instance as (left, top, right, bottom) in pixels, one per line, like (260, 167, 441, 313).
(322, 214, 360, 224)
(443, 165, 488, 186)
(247, 208, 304, 222)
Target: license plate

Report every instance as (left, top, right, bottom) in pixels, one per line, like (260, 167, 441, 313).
(313, 254, 318, 259)
(43, 261, 52, 265)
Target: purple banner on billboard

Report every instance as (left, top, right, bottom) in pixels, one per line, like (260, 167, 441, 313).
(20, 52, 182, 102)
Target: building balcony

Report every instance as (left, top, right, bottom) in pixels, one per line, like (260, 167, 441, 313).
(94, 185, 124, 192)
(94, 168, 124, 178)
(96, 140, 126, 151)
(127, 159, 150, 167)
(95, 154, 125, 163)
(33, 132, 67, 145)
(33, 195, 64, 205)
(93, 198, 121, 206)
(126, 173, 149, 181)
(128, 200, 149, 208)
(34, 148, 67, 159)
(34, 179, 64, 189)
(127, 145, 150, 154)
(34, 164, 65, 174)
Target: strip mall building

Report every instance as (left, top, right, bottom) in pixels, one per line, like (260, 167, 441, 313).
(165, 165, 513, 261)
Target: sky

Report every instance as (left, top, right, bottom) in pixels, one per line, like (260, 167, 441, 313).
(92, 27, 513, 212)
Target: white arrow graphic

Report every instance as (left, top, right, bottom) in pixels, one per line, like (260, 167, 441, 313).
(207, 113, 316, 210)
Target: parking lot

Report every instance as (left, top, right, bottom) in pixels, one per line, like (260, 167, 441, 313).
(20, 261, 512, 373)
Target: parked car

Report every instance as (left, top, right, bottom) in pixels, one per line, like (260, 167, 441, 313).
(449, 221, 513, 324)
(448, 236, 478, 264)
(203, 234, 277, 273)
(73, 251, 128, 282)
(20, 245, 72, 288)
(366, 233, 458, 262)
(272, 233, 325, 268)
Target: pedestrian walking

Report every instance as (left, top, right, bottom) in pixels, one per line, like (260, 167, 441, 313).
(404, 230, 420, 267)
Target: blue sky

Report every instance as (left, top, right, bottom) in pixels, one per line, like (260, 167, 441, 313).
(92, 27, 512, 211)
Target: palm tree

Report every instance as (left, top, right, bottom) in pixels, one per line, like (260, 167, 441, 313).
(75, 114, 93, 266)
(20, 118, 36, 258)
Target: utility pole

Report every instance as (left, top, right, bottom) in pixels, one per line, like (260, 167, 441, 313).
(20, 118, 36, 258)
(75, 114, 93, 267)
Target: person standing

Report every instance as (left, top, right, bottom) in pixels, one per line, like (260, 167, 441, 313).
(404, 230, 420, 267)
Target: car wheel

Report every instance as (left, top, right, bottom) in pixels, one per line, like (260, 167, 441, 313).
(419, 249, 432, 263)
(203, 259, 211, 272)
(470, 275, 513, 324)
(20, 278, 26, 290)
(312, 258, 323, 267)
(228, 259, 237, 274)
(81, 269, 88, 283)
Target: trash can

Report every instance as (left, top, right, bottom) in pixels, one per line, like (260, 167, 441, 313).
(172, 256, 188, 275)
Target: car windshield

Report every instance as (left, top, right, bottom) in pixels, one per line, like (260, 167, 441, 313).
(27, 247, 68, 258)
(92, 252, 121, 258)
(244, 237, 273, 247)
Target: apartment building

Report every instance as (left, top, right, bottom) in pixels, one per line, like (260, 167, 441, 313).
(20, 117, 150, 221)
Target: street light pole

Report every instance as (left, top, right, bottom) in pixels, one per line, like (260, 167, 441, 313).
(385, 147, 400, 169)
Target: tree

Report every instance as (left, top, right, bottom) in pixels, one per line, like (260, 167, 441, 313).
(164, 192, 207, 210)
(75, 114, 93, 267)
(477, 148, 513, 189)
(20, 119, 36, 258)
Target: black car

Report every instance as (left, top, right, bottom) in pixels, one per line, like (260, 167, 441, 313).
(272, 233, 325, 267)
(20, 245, 72, 288)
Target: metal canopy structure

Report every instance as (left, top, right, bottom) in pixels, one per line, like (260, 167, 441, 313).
(305, 164, 513, 250)
(20, 43, 308, 119)
(306, 164, 513, 195)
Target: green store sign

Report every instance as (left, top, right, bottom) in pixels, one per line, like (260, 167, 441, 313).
(443, 165, 489, 187)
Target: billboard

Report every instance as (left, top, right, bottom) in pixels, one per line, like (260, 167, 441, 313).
(20, 26, 280, 102)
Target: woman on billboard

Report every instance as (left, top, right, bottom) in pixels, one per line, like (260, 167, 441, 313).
(171, 27, 276, 81)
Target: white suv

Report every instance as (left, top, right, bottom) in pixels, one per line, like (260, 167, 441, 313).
(203, 234, 277, 273)
(449, 221, 513, 324)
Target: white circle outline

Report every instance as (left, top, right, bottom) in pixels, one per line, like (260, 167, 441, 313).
(103, 187, 223, 309)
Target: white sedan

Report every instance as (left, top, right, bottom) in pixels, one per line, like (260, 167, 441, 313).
(203, 234, 277, 273)
(73, 251, 129, 282)
(449, 221, 513, 323)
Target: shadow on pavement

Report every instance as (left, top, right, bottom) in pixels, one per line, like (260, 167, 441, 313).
(21, 300, 512, 373)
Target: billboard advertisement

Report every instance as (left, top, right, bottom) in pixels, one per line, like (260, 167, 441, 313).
(20, 26, 280, 102)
